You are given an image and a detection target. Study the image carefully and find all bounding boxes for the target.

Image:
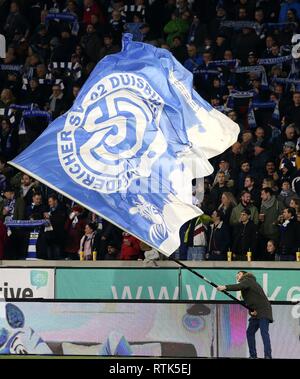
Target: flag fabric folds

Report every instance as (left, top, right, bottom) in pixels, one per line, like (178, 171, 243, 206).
(10, 34, 239, 256)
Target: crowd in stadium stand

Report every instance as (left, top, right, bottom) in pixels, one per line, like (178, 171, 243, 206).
(0, 0, 300, 261)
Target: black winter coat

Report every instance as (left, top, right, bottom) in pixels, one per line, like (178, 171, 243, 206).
(46, 205, 66, 244)
(232, 220, 257, 256)
(279, 218, 300, 256)
(225, 273, 273, 322)
(207, 221, 231, 255)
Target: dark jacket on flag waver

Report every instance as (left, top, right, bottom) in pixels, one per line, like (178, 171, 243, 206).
(225, 273, 273, 322)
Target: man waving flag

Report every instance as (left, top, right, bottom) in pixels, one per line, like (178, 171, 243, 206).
(10, 34, 239, 256)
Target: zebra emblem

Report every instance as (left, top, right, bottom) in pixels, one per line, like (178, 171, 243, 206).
(129, 195, 168, 242)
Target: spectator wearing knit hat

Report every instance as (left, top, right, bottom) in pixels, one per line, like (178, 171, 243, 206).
(280, 140, 297, 167)
(279, 157, 297, 184)
(273, 124, 298, 157)
(277, 180, 298, 207)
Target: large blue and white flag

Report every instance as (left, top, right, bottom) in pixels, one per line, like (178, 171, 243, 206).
(10, 34, 239, 256)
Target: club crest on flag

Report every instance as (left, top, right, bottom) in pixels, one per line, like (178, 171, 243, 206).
(58, 73, 166, 193)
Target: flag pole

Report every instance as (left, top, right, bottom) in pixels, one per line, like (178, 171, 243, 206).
(171, 258, 251, 310)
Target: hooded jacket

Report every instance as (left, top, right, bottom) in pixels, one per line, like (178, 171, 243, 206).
(225, 273, 273, 322)
(259, 195, 284, 240)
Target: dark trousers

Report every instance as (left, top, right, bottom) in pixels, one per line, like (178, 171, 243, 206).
(5, 229, 28, 259)
(38, 233, 62, 260)
(246, 317, 272, 358)
(46, 243, 62, 260)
